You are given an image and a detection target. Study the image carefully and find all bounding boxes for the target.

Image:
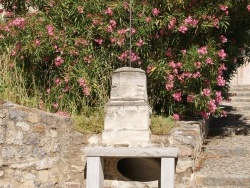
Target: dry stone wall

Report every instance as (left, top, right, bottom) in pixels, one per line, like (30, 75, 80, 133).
(0, 100, 207, 187)
(0, 101, 86, 188)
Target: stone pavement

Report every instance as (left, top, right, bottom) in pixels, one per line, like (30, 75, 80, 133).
(190, 86, 250, 188)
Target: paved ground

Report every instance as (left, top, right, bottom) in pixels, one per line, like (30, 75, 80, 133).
(190, 101, 250, 188)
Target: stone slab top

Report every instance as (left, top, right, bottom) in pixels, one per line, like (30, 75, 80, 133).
(114, 67, 145, 73)
(84, 147, 178, 158)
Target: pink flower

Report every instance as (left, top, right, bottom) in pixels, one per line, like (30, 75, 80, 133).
(169, 61, 176, 68)
(207, 100, 216, 113)
(172, 114, 180, 121)
(172, 92, 182, 102)
(165, 48, 172, 57)
(198, 46, 208, 55)
(35, 39, 40, 46)
(217, 75, 226, 86)
(187, 95, 195, 103)
(247, 5, 250, 12)
(78, 78, 85, 87)
(200, 111, 210, 119)
(202, 88, 211, 96)
(46, 24, 54, 36)
(54, 56, 64, 67)
(136, 39, 145, 47)
(109, 20, 117, 28)
(165, 82, 174, 91)
(55, 78, 61, 86)
(206, 57, 213, 65)
(104, 7, 113, 16)
(213, 18, 219, 28)
(147, 65, 153, 74)
(77, 6, 84, 14)
(83, 87, 90, 96)
(94, 38, 103, 45)
(168, 18, 176, 30)
(218, 49, 227, 60)
(193, 71, 201, 78)
(178, 25, 188, 33)
(176, 62, 183, 68)
(152, 8, 160, 16)
(194, 62, 201, 69)
(219, 5, 228, 11)
(220, 35, 227, 43)
(215, 91, 223, 104)
(146, 17, 152, 23)
(46, 88, 50, 94)
(53, 103, 58, 109)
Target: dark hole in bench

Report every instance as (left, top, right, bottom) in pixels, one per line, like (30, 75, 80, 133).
(117, 158, 161, 182)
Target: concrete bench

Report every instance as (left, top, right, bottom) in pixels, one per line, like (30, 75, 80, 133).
(84, 147, 178, 188)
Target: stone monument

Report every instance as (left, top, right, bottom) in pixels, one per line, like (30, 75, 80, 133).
(102, 67, 152, 145)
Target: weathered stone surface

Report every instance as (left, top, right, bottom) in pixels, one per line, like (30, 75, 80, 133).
(36, 159, 54, 170)
(110, 67, 147, 101)
(27, 113, 39, 124)
(16, 122, 30, 131)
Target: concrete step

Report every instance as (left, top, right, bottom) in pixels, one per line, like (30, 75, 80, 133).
(230, 85, 250, 91)
(230, 96, 250, 102)
(193, 156, 250, 186)
(229, 91, 250, 96)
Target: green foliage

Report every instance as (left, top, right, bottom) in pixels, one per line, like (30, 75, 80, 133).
(0, 0, 249, 119)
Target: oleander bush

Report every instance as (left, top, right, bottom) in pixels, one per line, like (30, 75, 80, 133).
(0, 0, 249, 119)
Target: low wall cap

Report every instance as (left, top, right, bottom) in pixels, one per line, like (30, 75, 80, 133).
(114, 67, 145, 73)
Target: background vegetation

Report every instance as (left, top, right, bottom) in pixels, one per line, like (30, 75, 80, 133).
(0, 1, 249, 132)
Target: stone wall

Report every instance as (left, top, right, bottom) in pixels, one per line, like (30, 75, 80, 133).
(0, 100, 207, 187)
(0, 101, 86, 188)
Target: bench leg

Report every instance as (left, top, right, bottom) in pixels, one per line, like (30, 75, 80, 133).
(161, 157, 175, 188)
(86, 157, 104, 188)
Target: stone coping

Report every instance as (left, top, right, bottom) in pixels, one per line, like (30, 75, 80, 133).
(84, 147, 178, 158)
(113, 67, 145, 73)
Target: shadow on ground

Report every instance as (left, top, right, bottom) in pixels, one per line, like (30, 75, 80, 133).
(208, 105, 250, 137)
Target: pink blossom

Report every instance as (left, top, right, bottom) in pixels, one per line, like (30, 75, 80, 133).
(53, 103, 58, 109)
(187, 95, 195, 103)
(54, 56, 64, 67)
(217, 75, 226, 86)
(147, 65, 153, 74)
(83, 87, 90, 95)
(35, 39, 40, 46)
(165, 82, 174, 91)
(152, 8, 160, 16)
(221, 110, 227, 117)
(194, 62, 201, 69)
(109, 20, 117, 28)
(167, 74, 174, 81)
(202, 88, 211, 96)
(168, 18, 176, 30)
(94, 39, 103, 45)
(206, 57, 213, 65)
(136, 39, 145, 47)
(215, 91, 223, 104)
(178, 25, 188, 33)
(218, 49, 227, 60)
(193, 71, 201, 78)
(176, 62, 183, 68)
(106, 25, 113, 33)
(207, 100, 216, 113)
(12, 17, 25, 28)
(77, 6, 84, 14)
(181, 49, 187, 55)
(55, 78, 61, 86)
(200, 111, 210, 119)
(165, 48, 172, 57)
(169, 61, 176, 68)
(146, 17, 152, 23)
(213, 18, 219, 28)
(219, 5, 228, 11)
(172, 92, 182, 102)
(78, 78, 85, 87)
(63, 86, 69, 93)
(46, 24, 54, 36)
(220, 35, 227, 43)
(104, 7, 113, 16)
(46, 88, 51, 94)
(198, 46, 208, 55)
(247, 5, 250, 12)
(172, 114, 180, 121)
